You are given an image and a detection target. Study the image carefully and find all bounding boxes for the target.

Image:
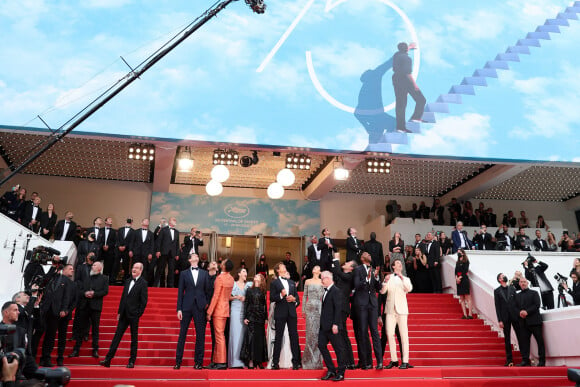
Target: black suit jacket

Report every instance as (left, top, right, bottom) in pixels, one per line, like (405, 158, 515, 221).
(346, 236, 362, 263)
(318, 237, 337, 270)
(473, 232, 494, 250)
(183, 235, 204, 256)
(307, 244, 323, 270)
(101, 227, 117, 252)
(363, 239, 384, 269)
(117, 226, 135, 250)
(131, 228, 155, 258)
(54, 220, 77, 241)
(320, 284, 344, 331)
(41, 274, 74, 316)
(118, 277, 148, 319)
(20, 202, 42, 226)
(533, 239, 549, 251)
(331, 259, 353, 314)
(515, 288, 542, 326)
(78, 273, 109, 311)
(177, 267, 211, 313)
(424, 240, 441, 266)
(494, 285, 519, 323)
(353, 264, 381, 308)
(270, 277, 300, 319)
(156, 227, 180, 257)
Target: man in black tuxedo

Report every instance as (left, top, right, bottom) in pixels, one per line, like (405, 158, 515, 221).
(330, 257, 356, 369)
(155, 217, 180, 288)
(346, 227, 362, 263)
(307, 235, 323, 271)
(353, 252, 383, 369)
(363, 232, 384, 269)
(424, 232, 442, 293)
(183, 227, 204, 256)
(174, 253, 211, 369)
(495, 224, 515, 251)
(318, 270, 347, 381)
(101, 262, 148, 368)
(115, 218, 135, 283)
(494, 273, 521, 366)
(283, 252, 300, 286)
(270, 262, 301, 370)
(473, 224, 494, 250)
(91, 217, 104, 247)
(317, 228, 337, 271)
(131, 218, 155, 286)
(533, 230, 549, 251)
(523, 257, 554, 310)
(100, 217, 117, 276)
(69, 261, 109, 359)
(12, 285, 39, 348)
(53, 211, 77, 242)
(40, 263, 75, 367)
(515, 277, 545, 367)
(20, 196, 42, 232)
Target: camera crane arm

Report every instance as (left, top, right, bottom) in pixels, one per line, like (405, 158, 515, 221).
(0, 0, 266, 187)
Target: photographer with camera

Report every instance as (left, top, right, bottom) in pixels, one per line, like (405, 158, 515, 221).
(561, 271, 580, 306)
(1, 302, 39, 381)
(39, 263, 75, 367)
(12, 287, 39, 350)
(523, 255, 554, 310)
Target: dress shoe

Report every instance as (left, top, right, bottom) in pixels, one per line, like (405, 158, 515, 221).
(399, 363, 413, 369)
(346, 364, 356, 370)
(68, 350, 79, 358)
(361, 364, 373, 370)
(173, 363, 181, 370)
(332, 374, 345, 382)
(92, 349, 99, 359)
(256, 363, 264, 369)
(194, 363, 203, 370)
(56, 358, 64, 367)
(516, 361, 531, 367)
(271, 364, 280, 370)
(204, 363, 215, 369)
(210, 363, 226, 370)
(321, 371, 336, 380)
(100, 359, 111, 368)
(375, 363, 383, 370)
(467, 315, 474, 319)
(385, 361, 399, 369)
(292, 364, 302, 370)
(537, 361, 545, 367)
(461, 315, 468, 319)
(127, 362, 135, 368)
(503, 360, 514, 367)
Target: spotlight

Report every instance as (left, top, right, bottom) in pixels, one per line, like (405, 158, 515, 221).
(128, 143, 155, 162)
(213, 149, 239, 166)
(365, 158, 391, 174)
(333, 157, 349, 181)
(240, 150, 259, 168)
(277, 168, 295, 187)
(176, 146, 194, 172)
(286, 153, 311, 170)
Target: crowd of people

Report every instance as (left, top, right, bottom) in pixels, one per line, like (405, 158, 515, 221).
(3, 184, 580, 382)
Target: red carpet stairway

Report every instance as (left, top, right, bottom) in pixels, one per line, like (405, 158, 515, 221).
(56, 287, 569, 386)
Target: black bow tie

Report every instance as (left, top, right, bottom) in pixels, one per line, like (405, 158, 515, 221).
(131, 278, 136, 283)
(191, 267, 199, 271)
(324, 287, 328, 292)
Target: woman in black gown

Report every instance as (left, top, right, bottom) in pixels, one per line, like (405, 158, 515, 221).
(439, 232, 452, 256)
(455, 249, 473, 319)
(240, 273, 268, 368)
(412, 247, 431, 293)
(39, 203, 57, 240)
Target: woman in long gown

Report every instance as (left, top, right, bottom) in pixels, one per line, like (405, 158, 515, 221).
(267, 271, 292, 369)
(240, 274, 268, 368)
(39, 203, 57, 240)
(412, 247, 431, 293)
(228, 268, 251, 368)
(301, 265, 323, 369)
(455, 249, 473, 319)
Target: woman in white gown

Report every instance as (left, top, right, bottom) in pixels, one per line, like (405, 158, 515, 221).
(266, 271, 293, 369)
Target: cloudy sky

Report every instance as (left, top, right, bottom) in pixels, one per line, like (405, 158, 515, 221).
(1, 0, 579, 161)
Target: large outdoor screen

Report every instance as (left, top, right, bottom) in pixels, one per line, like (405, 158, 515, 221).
(1, 0, 579, 161)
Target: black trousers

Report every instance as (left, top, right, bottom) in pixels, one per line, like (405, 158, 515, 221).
(41, 312, 69, 362)
(74, 307, 102, 350)
(155, 254, 175, 288)
(175, 309, 206, 364)
(501, 318, 521, 362)
(519, 323, 545, 363)
(106, 314, 140, 363)
(318, 327, 346, 375)
(144, 256, 157, 287)
(356, 304, 382, 366)
(339, 310, 354, 366)
(272, 315, 301, 366)
(541, 291, 554, 310)
(392, 74, 426, 131)
(429, 265, 442, 293)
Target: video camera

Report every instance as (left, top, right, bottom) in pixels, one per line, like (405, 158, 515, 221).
(522, 253, 537, 268)
(27, 246, 64, 266)
(0, 324, 26, 380)
(34, 367, 71, 387)
(555, 272, 568, 291)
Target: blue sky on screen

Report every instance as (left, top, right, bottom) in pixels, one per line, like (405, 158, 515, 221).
(1, 0, 579, 162)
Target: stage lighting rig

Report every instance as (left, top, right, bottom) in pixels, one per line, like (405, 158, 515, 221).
(365, 158, 391, 174)
(286, 153, 311, 170)
(213, 149, 239, 166)
(240, 150, 259, 168)
(128, 144, 155, 161)
(245, 0, 266, 14)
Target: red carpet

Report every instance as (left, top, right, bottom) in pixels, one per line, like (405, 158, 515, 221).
(43, 286, 569, 386)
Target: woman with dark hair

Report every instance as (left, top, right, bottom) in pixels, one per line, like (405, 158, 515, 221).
(439, 232, 452, 256)
(389, 232, 405, 265)
(241, 274, 268, 368)
(536, 215, 547, 229)
(412, 247, 430, 293)
(301, 265, 323, 369)
(229, 267, 251, 368)
(39, 203, 57, 240)
(256, 254, 269, 278)
(455, 249, 473, 319)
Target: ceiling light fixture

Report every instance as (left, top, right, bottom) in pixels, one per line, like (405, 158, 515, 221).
(285, 153, 311, 170)
(213, 149, 239, 166)
(276, 168, 295, 187)
(333, 157, 349, 181)
(211, 164, 230, 183)
(128, 143, 155, 161)
(176, 146, 194, 172)
(365, 158, 391, 174)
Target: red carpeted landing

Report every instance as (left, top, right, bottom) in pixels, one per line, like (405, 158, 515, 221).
(47, 287, 569, 386)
